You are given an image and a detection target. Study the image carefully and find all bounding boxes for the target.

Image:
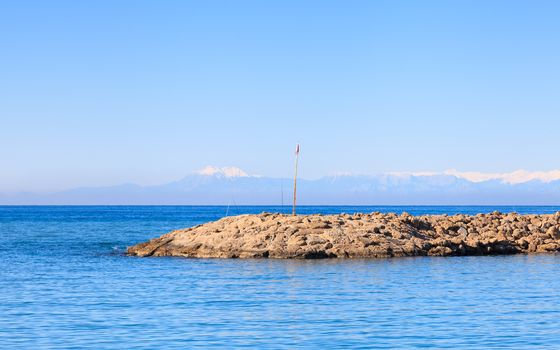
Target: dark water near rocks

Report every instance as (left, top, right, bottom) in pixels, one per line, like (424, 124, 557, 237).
(2, 205, 560, 349)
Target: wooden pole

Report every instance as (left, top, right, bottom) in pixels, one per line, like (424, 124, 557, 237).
(292, 144, 299, 216)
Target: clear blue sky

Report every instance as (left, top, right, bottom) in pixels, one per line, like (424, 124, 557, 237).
(1, 0, 560, 191)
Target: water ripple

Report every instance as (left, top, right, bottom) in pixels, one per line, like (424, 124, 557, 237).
(1, 206, 560, 349)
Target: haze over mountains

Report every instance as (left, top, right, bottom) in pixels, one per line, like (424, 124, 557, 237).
(3, 166, 560, 205)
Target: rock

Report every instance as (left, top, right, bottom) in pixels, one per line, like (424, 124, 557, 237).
(539, 243, 560, 252)
(127, 212, 560, 259)
(457, 227, 468, 237)
(428, 246, 453, 256)
(547, 226, 560, 239)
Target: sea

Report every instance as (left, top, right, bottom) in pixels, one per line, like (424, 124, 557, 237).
(2, 205, 560, 349)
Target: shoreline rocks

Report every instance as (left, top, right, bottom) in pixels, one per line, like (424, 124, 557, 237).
(127, 212, 560, 259)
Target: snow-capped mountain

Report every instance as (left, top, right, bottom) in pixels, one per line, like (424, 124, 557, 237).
(3, 167, 560, 205)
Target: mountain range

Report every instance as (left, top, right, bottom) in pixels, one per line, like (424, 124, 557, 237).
(3, 166, 560, 205)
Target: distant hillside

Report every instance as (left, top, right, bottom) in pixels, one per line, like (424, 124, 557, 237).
(3, 166, 560, 205)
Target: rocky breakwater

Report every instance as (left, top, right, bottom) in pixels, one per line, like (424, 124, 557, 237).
(127, 212, 560, 259)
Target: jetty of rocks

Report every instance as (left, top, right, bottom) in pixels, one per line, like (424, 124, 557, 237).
(127, 212, 560, 259)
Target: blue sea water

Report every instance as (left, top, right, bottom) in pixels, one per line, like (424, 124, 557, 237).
(2, 205, 560, 349)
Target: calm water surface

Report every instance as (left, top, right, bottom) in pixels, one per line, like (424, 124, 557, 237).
(2, 206, 560, 349)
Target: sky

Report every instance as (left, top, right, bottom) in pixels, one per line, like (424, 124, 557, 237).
(1, 0, 560, 192)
